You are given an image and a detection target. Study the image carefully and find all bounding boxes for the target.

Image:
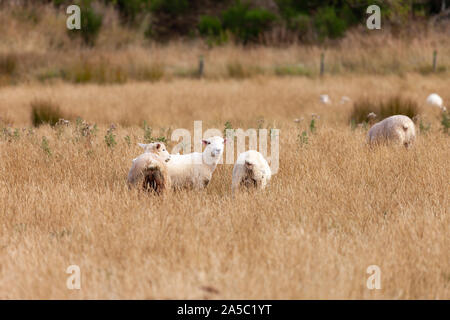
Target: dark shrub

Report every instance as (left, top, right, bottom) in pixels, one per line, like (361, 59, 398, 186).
(350, 98, 377, 125)
(147, 0, 191, 39)
(150, 0, 189, 15)
(222, 1, 276, 44)
(314, 6, 348, 40)
(286, 13, 313, 40)
(198, 15, 223, 37)
(0, 53, 18, 76)
(31, 100, 65, 127)
(350, 96, 419, 125)
(114, 0, 150, 25)
(442, 111, 450, 134)
(67, 0, 103, 46)
(379, 96, 419, 120)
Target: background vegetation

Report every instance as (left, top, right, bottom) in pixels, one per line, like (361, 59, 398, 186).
(4, 0, 449, 45)
(0, 1, 448, 86)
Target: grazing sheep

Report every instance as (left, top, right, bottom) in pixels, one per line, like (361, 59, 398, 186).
(232, 150, 271, 193)
(367, 115, 416, 148)
(166, 136, 225, 190)
(320, 94, 331, 104)
(127, 142, 171, 195)
(426, 93, 445, 110)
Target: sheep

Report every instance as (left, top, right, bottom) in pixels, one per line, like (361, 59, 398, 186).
(166, 136, 225, 190)
(127, 142, 171, 195)
(231, 150, 271, 193)
(367, 115, 416, 148)
(320, 94, 331, 104)
(426, 93, 446, 110)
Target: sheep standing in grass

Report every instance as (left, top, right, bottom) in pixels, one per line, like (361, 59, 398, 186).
(426, 93, 446, 111)
(232, 150, 271, 193)
(166, 136, 225, 190)
(367, 115, 416, 148)
(127, 142, 171, 195)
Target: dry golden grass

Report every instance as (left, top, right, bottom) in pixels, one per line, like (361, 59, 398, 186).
(0, 74, 449, 299)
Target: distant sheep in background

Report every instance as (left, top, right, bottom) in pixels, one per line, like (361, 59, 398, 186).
(320, 94, 331, 105)
(127, 142, 171, 195)
(166, 136, 225, 190)
(367, 115, 416, 148)
(232, 150, 271, 193)
(426, 93, 445, 110)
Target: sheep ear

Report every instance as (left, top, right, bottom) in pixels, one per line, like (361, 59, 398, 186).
(138, 143, 147, 149)
(223, 138, 227, 144)
(156, 143, 161, 150)
(202, 140, 208, 146)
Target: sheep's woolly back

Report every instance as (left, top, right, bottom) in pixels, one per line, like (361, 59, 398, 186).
(367, 115, 416, 148)
(166, 154, 213, 189)
(426, 93, 443, 108)
(232, 150, 272, 192)
(127, 153, 171, 195)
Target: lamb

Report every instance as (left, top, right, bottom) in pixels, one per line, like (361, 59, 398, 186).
(127, 142, 171, 195)
(231, 150, 272, 193)
(367, 115, 416, 148)
(166, 136, 225, 190)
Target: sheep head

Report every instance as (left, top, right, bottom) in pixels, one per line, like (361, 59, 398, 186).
(202, 136, 226, 165)
(138, 142, 171, 163)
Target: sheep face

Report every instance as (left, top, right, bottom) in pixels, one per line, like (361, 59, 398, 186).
(202, 136, 226, 164)
(138, 142, 171, 162)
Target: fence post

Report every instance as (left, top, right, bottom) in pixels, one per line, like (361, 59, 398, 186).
(432, 50, 437, 72)
(320, 52, 325, 77)
(198, 55, 204, 78)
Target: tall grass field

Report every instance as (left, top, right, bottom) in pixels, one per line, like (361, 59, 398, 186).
(1, 75, 449, 299)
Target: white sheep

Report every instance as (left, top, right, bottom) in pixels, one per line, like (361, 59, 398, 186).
(320, 94, 331, 104)
(426, 93, 445, 110)
(367, 115, 416, 148)
(127, 142, 171, 194)
(231, 150, 271, 193)
(166, 136, 225, 190)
